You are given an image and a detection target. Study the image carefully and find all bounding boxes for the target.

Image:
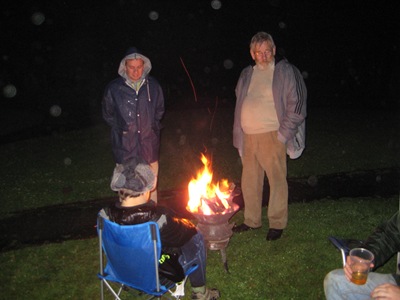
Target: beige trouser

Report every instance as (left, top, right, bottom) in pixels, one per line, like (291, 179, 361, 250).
(241, 131, 288, 229)
(149, 161, 159, 203)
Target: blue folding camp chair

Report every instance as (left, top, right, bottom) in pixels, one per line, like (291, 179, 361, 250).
(97, 211, 198, 299)
(328, 236, 366, 267)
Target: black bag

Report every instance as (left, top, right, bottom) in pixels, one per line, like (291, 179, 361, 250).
(158, 252, 185, 282)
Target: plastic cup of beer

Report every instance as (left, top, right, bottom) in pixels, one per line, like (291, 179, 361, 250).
(349, 248, 374, 285)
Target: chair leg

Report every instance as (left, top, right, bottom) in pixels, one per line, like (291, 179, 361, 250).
(102, 280, 122, 300)
(100, 280, 104, 300)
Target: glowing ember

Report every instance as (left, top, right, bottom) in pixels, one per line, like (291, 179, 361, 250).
(187, 154, 234, 215)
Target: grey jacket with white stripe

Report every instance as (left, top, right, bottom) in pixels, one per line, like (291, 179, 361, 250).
(233, 56, 307, 159)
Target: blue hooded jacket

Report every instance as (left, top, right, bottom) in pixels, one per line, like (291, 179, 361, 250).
(102, 47, 165, 164)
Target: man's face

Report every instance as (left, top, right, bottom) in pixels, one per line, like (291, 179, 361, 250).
(125, 59, 144, 81)
(250, 41, 276, 66)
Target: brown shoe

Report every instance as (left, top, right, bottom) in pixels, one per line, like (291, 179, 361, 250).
(266, 228, 283, 241)
(191, 288, 220, 300)
(232, 223, 260, 233)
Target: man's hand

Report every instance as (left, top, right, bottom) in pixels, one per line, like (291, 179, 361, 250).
(370, 283, 400, 299)
(343, 256, 374, 282)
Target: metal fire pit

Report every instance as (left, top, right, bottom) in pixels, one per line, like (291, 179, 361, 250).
(188, 202, 239, 272)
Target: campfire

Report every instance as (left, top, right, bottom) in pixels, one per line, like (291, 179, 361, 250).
(186, 154, 239, 272)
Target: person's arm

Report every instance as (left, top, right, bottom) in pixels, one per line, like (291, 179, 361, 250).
(365, 212, 400, 270)
(277, 63, 307, 144)
(370, 283, 400, 299)
(154, 81, 165, 123)
(156, 207, 197, 248)
(233, 66, 252, 155)
(102, 86, 116, 128)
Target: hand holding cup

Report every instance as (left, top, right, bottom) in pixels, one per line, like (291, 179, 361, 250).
(348, 248, 374, 285)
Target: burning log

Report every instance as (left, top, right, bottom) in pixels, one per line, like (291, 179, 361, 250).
(201, 196, 227, 214)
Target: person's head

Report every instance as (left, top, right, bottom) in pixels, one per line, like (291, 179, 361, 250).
(249, 32, 276, 66)
(125, 58, 144, 82)
(118, 47, 152, 82)
(110, 157, 156, 204)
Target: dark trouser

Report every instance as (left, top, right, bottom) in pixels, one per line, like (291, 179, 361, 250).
(179, 232, 207, 287)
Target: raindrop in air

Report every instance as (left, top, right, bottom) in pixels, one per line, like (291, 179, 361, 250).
(3, 84, 17, 98)
(31, 12, 45, 26)
(179, 135, 186, 146)
(64, 157, 72, 166)
(49, 105, 62, 117)
(211, 0, 222, 10)
(307, 175, 318, 187)
(302, 71, 309, 79)
(278, 21, 286, 29)
(223, 59, 234, 70)
(149, 11, 159, 21)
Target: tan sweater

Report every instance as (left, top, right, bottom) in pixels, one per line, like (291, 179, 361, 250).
(240, 64, 279, 134)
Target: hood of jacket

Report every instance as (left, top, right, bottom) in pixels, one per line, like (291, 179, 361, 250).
(118, 47, 152, 82)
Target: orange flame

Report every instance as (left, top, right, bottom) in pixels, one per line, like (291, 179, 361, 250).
(187, 154, 231, 215)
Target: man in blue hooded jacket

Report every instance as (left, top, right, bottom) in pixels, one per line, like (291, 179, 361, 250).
(102, 47, 165, 202)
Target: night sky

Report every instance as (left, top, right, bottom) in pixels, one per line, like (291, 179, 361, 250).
(1, 0, 399, 137)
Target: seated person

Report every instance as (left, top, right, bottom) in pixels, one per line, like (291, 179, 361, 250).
(324, 211, 400, 299)
(102, 157, 220, 300)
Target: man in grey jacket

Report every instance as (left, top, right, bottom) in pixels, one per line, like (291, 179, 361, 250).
(102, 47, 165, 202)
(232, 32, 307, 240)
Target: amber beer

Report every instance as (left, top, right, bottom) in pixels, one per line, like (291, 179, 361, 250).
(351, 270, 368, 285)
(349, 248, 374, 286)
